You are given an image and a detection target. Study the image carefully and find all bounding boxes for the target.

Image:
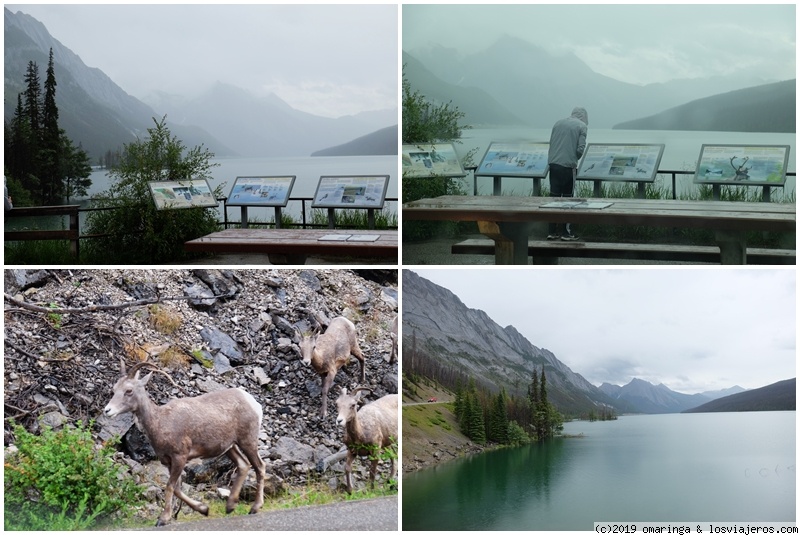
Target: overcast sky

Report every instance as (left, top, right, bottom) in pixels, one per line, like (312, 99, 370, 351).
(408, 268, 795, 395)
(403, 4, 796, 86)
(6, 4, 397, 118)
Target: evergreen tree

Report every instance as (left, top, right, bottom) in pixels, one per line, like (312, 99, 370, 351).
(539, 367, 548, 407)
(7, 94, 39, 196)
(467, 394, 486, 444)
(23, 61, 42, 141)
(487, 388, 509, 444)
(5, 54, 91, 206)
(528, 368, 540, 406)
(453, 380, 465, 423)
(40, 49, 62, 204)
(61, 138, 93, 201)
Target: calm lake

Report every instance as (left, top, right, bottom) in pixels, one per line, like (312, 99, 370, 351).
(402, 412, 796, 530)
(457, 128, 796, 198)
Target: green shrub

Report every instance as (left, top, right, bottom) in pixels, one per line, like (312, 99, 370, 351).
(4, 420, 143, 530)
(83, 116, 222, 264)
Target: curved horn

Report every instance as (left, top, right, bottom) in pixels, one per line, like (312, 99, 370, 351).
(127, 361, 189, 396)
(127, 361, 160, 379)
(350, 386, 373, 398)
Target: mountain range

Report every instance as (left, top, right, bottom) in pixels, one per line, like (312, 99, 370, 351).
(599, 379, 746, 414)
(404, 272, 791, 417)
(684, 378, 795, 413)
(4, 7, 396, 161)
(613, 80, 795, 133)
(404, 35, 791, 131)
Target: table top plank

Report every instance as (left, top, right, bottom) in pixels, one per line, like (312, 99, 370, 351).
(185, 229, 397, 258)
(403, 196, 796, 232)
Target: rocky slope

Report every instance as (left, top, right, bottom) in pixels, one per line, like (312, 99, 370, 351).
(402, 270, 620, 415)
(3, 268, 398, 517)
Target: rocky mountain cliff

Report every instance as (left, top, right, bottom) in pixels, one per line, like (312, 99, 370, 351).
(4, 269, 398, 512)
(402, 271, 619, 415)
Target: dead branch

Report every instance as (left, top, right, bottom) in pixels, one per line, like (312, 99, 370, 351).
(3, 292, 229, 315)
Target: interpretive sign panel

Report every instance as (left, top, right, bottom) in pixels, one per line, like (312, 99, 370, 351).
(476, 141, 550, 178)
(311, 175, 390, 209)
(577, 143, 665, 182)
(693, 144, 790, 185)
(227, 176, 295, 207)
(402, 143, 465, 178)
(149, 179, 217, 210)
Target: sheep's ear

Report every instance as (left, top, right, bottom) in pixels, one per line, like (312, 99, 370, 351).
(340, 386, 348, 396)
(119, 358, 127, 376)
(139, 371, 154, 386)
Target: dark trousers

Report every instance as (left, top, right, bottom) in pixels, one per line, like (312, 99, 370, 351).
(548, 164, 576, 236)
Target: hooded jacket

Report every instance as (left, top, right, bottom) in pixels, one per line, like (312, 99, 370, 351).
(547, 107, 589, 169)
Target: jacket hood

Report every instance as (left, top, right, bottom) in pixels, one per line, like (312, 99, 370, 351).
(571, 107, 588, 126)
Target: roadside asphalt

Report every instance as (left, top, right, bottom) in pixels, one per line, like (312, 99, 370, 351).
(146, 496, 398, 531)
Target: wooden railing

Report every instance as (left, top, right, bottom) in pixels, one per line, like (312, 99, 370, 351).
(5, 205, 81, 258)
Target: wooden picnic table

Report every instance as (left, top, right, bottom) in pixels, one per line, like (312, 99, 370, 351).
(184, 228, 397, 265)
(403, 195, 796, 265)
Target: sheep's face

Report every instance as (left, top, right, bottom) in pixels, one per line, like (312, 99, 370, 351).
(297, 333, 317, 367)
(335, 389, 358, 428)
(103, 372, 151, 418)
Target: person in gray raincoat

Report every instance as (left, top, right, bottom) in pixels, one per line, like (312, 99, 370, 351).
(547, 107, 588, 241)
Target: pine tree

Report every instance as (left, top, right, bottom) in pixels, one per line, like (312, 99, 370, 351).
(528, 368, 540, 406)
(491, 388, 509, 444)
(23, 61, 42, 139)
(467, 394, 486, 444)
(41, 49, 62, 204)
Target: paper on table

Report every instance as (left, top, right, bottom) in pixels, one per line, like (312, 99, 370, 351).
(347, 235, 380, 242)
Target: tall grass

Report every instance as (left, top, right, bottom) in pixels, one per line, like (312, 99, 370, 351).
(309, 207, 398, 229)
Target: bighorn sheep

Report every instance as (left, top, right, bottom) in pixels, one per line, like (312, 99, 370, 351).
(102, 360, 267, 527)
(296, 316, 365, 418)
(386, 315, 398, 364)
(335, 387, 398, 493)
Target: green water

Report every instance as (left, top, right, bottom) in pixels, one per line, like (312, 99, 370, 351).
(402, 412, 795, 530)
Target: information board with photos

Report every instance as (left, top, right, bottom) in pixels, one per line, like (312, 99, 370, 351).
(402, 143, 465, 177)
(476, 141, 550, 178)
(149, 179, 218, 210)
(227, 176, 296, 206)
(693, 144, 790, 185)
(577, 143, 665, 182)
(311, 175, 390, 209)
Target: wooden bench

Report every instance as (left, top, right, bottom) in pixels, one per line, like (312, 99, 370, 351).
(5, 205, 81, 258)
(185, 228, 398, 265)
(451, 238, 796, 265)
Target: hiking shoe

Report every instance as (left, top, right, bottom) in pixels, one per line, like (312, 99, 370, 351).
(560, 234, 580, 242)
(546, 234, 560, 240)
